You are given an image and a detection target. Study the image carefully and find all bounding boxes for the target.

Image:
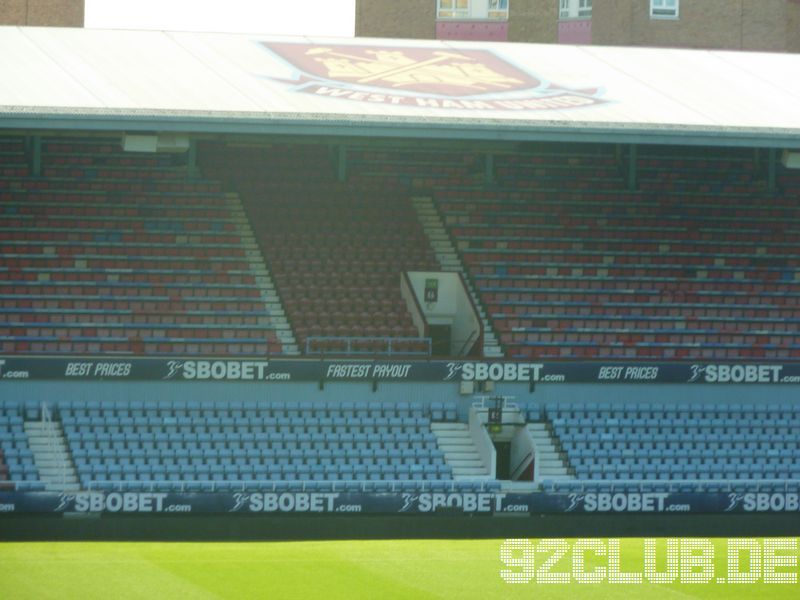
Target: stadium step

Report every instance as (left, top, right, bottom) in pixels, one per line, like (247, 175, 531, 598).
(227, 191, 300, 355)
(526, 422, 574, 482)
(24, 419, 80, 492)
(411, 196, 503, 358)
(431, 422, 492, 479)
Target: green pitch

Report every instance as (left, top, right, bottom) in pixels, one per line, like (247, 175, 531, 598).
(0, 538, 797, 599)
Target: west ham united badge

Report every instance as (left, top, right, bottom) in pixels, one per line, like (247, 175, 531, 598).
(262, 42, 606, 111)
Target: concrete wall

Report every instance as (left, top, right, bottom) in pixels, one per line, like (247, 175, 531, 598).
(493, 382, 799, 406)
(3, 381, 789, 418)
(557, 18, 592, 44)
(0, 0, 84, 27)
(436, 20, 509, 41)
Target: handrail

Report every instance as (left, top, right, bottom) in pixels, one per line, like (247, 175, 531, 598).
(455, 271, 483, 354)
(510, 450, 534, 481)
(401, 270, 429, 338)
(81, 478, 498, 494)
(456, 328, 479, 357)
(41, 402, 67, 491)
(538, 478, 800, 493)
(4, 478, 800, 494)
(305, 336, 432, 357)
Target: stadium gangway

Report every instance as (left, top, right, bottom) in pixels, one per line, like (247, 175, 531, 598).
(304, 336, 432, 357)
(83, 478, 499, 494)
(539, 478, 800, 494)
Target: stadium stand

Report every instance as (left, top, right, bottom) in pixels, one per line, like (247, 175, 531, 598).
(534, 399, 800, 493)
(342, 143, 800, 360)
(2, 136, 799, 498)
(198, 142, 439, 356)
(4, 137, 799, 362)
(2, 393, 798, 495)
(0, 136, 294, 356)
(0, 396, 507, 493)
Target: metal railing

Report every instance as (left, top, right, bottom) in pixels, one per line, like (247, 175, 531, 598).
(456, 328, 480, 357)
(82, 478, 497, 494)
(305, 336, 431, 356)
(4, 478, 799, 494)
(41, 402, 68, 491)
(538, 478, 800, 493)
(510, 450, 535, 481)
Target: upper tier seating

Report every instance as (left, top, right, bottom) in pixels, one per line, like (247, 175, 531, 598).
(0, 137, 292, 356)
(198, 143, 439, 355)
(430, 147, 800, 359)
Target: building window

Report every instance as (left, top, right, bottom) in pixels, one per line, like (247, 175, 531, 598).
(559, 0, 592, 19)
(438, 0, 470, 19)
(437, 0, 509, 20)
(650, 0, 679, 18)
(488, 0, 509, 19)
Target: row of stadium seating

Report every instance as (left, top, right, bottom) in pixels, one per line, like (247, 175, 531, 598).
(532, 400, 800, 483)
(4, 135, 800, 360)
(3, 397, 799, 493)
(63, 400, 450, 489)
(198, 142, 437, 351)
(341, 143, 800, 359)
(0, 136, 292, 356)
(0, 411, 38, 487)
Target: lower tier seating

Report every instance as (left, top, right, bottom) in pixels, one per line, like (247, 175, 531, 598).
(532, 400, 800, 492)
(62, 400, 453, 492)
(1, 396, 797, 494)
(0, 409, 40, 490)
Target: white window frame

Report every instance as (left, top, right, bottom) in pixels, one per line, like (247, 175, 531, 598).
(650, 0, 679, 19)
(488, 0, 509, 19)
(437, 0, 509, 20)
(559, 0, 592, 20)
(438, 0, 471, 19)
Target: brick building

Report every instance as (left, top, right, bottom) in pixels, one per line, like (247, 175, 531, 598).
(356, 0, 800, 52)
(0, 0, 84, 27)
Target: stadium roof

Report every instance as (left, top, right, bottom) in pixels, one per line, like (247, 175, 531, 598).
(2, 26, 800, 147)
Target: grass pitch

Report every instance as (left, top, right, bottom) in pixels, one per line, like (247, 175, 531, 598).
(1, 538, 797, 599)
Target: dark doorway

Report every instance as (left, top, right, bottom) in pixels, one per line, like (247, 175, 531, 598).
(494, 440, 511, 480)
(429, 324, 451, 356)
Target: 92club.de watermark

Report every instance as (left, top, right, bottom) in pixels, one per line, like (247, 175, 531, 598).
(500, 538, 798, 585)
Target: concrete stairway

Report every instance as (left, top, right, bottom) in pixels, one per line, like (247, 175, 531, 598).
(526, 422, 574, 482)
(24, 420, 80, 492)
(411, 195, 503, 357)
(431, 422, 491, 479)
(228, 192, 299, 355)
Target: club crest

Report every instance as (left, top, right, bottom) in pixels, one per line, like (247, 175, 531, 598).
(262, 42, 605, 111)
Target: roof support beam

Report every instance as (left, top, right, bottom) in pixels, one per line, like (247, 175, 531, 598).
(485, 153, 495, 185)
(337, 145, 347, 183)
(5, 115, 800, 150)
(627, 144, 638, 192)
(26, 135, 41, 177)
(187, 139, 199, 180)
(768, 148, 777, 195)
